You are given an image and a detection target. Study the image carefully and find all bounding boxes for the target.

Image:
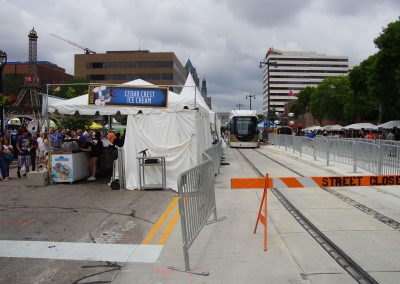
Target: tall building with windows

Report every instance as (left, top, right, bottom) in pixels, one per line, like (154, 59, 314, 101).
(260, 48, 348, 115)
(184, 59, 200, 88)
(75, 50, 187, 93)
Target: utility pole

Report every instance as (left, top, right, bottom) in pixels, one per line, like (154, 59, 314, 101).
(246, 94, 256, 110)
(235, 103, 244, 110)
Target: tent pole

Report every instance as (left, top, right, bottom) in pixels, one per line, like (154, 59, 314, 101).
(46, 84, 53, 184)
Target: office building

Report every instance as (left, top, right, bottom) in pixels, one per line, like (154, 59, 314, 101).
(260, 48, 348, 115)
(75, 51, 187, 93)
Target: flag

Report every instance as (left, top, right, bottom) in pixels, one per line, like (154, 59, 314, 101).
(289, 89, 297, 97)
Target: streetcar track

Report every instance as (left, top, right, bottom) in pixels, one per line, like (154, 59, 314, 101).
(254, 148, 400, 231)
(237, 148, 379, 284)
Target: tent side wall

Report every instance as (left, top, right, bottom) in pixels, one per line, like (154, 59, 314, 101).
(124, 109, 210, 191)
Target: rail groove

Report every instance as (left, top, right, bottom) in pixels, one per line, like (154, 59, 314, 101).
(237, 149, 378, 284)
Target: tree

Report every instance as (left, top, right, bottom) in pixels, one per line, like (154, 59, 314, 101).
(308, 76, 353, 124)
(257, 114, 266, 123)
(371, 18, 400, 121)
(58, 118, 92, 130)
(289, 86, 314, 116)
(54, 77, 89, 99)
(348, 55, 379, 121)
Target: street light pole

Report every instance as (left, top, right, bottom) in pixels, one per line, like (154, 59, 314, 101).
(246, 94, 256, 110)
(0, 50, 7, 136)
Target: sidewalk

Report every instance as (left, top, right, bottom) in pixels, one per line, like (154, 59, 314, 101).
(112, 146, 314, 283)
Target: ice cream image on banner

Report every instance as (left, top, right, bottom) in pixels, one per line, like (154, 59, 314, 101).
(94, 85, 112, 107)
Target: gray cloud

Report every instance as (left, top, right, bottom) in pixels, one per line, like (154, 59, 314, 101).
(222, 0, 313, 27)
(1, 0, 400, 114)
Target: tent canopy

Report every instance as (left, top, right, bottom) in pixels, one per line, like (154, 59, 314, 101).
(344, 123, 377, 130)
(48, 78, 209, 116)
(303, 125, 322, 131)
(377, 120, 400, 129)
(48, 76, 213, 191)
(323, 125, 343, 131)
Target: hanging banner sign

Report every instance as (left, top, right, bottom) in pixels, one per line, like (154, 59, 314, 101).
(88, 85, 168, 108)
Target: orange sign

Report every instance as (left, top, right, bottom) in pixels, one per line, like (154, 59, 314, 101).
(231, 175, 400, 189)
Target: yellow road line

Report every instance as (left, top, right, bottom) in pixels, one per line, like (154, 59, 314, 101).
(157, 209, 180, 245)
(142, 196, 178, 244)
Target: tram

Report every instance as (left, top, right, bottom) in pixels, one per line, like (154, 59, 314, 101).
(228, 110, 259, 148)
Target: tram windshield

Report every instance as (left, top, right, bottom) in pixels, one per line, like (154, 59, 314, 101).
(232, 117, 258, 135)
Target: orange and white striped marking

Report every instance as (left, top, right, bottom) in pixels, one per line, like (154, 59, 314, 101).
(232, 175, 400, 189)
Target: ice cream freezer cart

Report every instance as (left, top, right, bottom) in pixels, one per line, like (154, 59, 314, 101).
(51, 152, 90, 183)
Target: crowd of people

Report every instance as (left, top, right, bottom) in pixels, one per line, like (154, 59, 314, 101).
(0, 127, 125, 182)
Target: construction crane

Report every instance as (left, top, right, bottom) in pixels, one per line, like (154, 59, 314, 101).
(50, 33, 96, 54)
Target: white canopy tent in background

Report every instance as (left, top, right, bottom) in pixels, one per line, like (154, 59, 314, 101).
(377, 120, 400, 129)
(48, 75, 214, 191)
(302, 125, 323, 131)
(323, 125, 344, 131)
(343, 122, 378, 130)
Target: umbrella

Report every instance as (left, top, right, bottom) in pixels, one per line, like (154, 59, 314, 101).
(89, 122, 103, 130)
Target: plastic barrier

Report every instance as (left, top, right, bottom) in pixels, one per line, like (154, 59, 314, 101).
(231, 174, 400, 251)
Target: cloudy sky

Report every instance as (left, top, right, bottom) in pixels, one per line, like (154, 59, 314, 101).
(1, 0, 399, 113)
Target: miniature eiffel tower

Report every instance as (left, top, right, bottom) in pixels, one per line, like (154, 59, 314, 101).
(5, 27, 42, 121)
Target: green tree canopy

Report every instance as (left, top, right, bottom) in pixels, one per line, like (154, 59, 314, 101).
(54, 77, 90, 99)
(289, 86, 314, 116)
(371, 17, 400, 121)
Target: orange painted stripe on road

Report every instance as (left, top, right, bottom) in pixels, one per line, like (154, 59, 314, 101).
(142, 196, 178, 245)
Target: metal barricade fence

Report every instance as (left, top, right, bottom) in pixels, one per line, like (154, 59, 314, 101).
(355, 141, 380, 174)
(380, 144, 400, 175)
(205, 140, 223, 176)
(328, 138, 355, 166)
(301, 136, 315, 157)
(313, 137, 329, 164)
(176, 144, 222, 273)
(268, 134, 400, 175)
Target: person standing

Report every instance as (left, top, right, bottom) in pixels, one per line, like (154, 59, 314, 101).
(113, 132, 124, 147)
(80, 131, 103, 181)
(28, 132, 38, 171)
(2, 139, 13, 179)
(0, 143, 5, 181)
(108, 130, 115, 144)
(16, 129, 32, 178)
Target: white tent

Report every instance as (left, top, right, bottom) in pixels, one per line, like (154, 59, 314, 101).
(48, 77, 213, 191)
(179, 74, 221, 141)
(303, 125, 323, 131)
(377, 120, 400, 129)
(343, 122, 378, 130)
(323, 125, 344, 131)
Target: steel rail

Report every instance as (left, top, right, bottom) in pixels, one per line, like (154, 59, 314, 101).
(254, 149, 400, 231)
(237, 149, 379, 284)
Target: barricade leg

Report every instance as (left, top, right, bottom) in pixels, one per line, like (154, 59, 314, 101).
(253, 174, 268, 251)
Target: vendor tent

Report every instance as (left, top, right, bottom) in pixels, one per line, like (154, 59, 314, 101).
(377, 120, 400, 129)
(48, 76, 213, 191)
(323, 125, 344, 131)
(344, 123, 377, 130)
(179, 74, 221, 141)
(303, 125, 323, 131)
